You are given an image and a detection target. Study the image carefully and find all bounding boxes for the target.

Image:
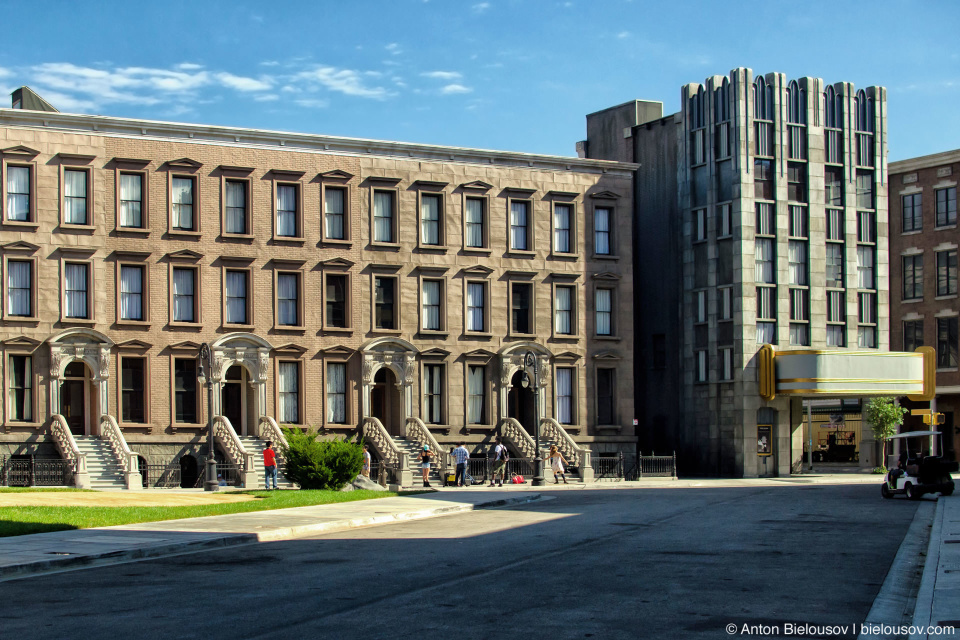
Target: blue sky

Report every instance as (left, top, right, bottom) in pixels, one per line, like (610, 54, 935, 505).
(0, 0, 956, 161)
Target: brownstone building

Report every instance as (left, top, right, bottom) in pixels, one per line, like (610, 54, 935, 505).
(0, 90, 636, 488)
(889, 149, 960, 461)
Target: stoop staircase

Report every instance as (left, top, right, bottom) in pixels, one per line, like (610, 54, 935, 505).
(394, 436, 443, 487)
(238, 437, 296, 489)
(74, 436, 126, 490)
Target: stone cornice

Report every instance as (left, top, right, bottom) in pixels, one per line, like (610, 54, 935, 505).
(890, 149, 960, 175)
(0, 109, 638, 177)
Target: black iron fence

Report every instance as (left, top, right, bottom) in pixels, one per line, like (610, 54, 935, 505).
(1, 455, 74, 487)
(142, 464, 182, 489)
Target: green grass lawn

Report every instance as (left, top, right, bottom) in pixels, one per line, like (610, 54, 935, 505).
(0, 489, 396, 538)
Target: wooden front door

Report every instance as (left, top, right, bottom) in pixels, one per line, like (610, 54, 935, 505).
(61, 379, 85, 436)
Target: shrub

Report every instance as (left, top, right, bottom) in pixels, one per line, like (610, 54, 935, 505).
(280, 429, 363, 490)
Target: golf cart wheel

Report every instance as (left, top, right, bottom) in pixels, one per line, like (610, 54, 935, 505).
(943, 483, 955, 497)
(881, 483, 893, 499)
(905, 483, 921, 500)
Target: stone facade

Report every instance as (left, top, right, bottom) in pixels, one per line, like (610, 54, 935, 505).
(0, 106, 636, 474)
(889, 149, 960, 461)
(585, 68, 889, 476)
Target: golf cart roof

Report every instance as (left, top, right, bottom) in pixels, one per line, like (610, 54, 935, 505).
(886, 430, 941, 440)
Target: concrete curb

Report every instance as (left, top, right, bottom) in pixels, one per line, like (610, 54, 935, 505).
(910, 497, 945, 640)
(0, 493, 541, 582)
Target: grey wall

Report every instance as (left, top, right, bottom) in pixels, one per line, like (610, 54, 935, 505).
(585, 100, 663, 163)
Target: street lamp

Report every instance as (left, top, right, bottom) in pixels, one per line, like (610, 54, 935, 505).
(520, 350, 545, 487)
(197, 343, 219, 492)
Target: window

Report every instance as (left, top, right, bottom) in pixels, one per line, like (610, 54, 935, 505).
(553, 203, 572, 253)
(174, 358, 198, 423)
(420, 193, 442, 246)
(172, 267, 196, 323)
(373, 190, 395, 243)
(554, 285, 574, 335)
(787, 163, 806, 203)
(556, 367, 575, 424)
(224, 180, 248, 235)
(596, 288, 612, 336)
(858, 292, 877, 348)
(857, 211, 876, 244)
(324, 186, 346, 240)
(694, 208, 707, 242)
(827, 290, 845, 324)
(696, 350, 707, 382)
(119, 173, 144, 229)
(594, 207, 612, 255)
(64, 263, 90, 319)
(696, 290, 707, 323)
(789, 205, 808, 239)
(936, 187, 957, 227)
(276, 184, 299, 237)
(278, 361, 300, 423)
(466, 282, 486, 332)
(826, 209, 844, 241)
(937, 317, 958, 369)
(856, 171, 874, 210)
(171, 177, 195, 231)
(754, 159, 774, 200)
(7, 355, 32, 422)
(6, 259, 32, 317)
(467, 365, 486, 424)
(857, 246, 875, 290)
(63, 169, 89, 225)
(374, 276, 397, 330)
(511, 282, 533, 335)
(510, 200, 531, 251)
(904, 320, 924, 352)
(756, 322, 776, 345)
(119, 265, 144, 321)
(465, 197, 485, 249)
(5, 165, 32, 222)
(120, 357, 146, 423)
(755, 238, 774, 284)
(826, 242, 843, 289)
(717, 204, 731, 238)
(788, 241, 807, 285)
(827, 325, 845, 348)
(423, 364, 443, 424)
(903, 193, 922, 233)
(597, 368, 615, 425)
(720, 348, 733, 381)
(938, 250, 958, 296)
(277, 273, 301, 327)
(789, 323, 809, 346)
(757, 287, 776, 320)
(903, 255, 923, 300)
(326, 362, 347, 424)
(325, 274, 348, 329)
(422, 279, 442, 331)
(756, 203, 775, 235)
(225, 270, 249, 325)
(825, 167, 844, 207)
(719, 287, 732, 320)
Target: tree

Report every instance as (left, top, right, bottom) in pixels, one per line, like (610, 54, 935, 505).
(864, 397, 907, 470)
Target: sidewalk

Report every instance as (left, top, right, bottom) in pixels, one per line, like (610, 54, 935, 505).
(0, 490, 540, 581)
(911, 494, 960, 639)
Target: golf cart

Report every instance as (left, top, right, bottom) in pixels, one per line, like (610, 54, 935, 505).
(881, 430, 958, 500)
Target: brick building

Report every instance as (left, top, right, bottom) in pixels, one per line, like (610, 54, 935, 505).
(889, 149, 960, 461)
(0, 89, 635, 488)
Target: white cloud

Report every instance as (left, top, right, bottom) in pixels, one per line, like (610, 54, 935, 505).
(385, 43, 402, 56)
(617, 31, 630, 39)
(215, 72, 273, 92)
(472, 2, 491, 13)
(296, 66, 389, 99)
(422, 71, 462, 80)
(254, 94, 279, 102)
(260, 60, 281, 67)
(294, 98, 329, 108)
(440, 83, 472, 95)
(176, 63, 204, 71)
(0, 67, 14, 78)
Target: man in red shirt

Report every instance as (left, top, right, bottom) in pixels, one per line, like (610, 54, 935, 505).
(263, 441, 278, 490)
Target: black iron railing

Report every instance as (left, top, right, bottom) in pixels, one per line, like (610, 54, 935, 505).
(142, 464, 182, 489)
(1, 455, 74, 487)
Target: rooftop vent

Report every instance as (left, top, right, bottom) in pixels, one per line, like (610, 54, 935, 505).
(11, 86, 58, 112)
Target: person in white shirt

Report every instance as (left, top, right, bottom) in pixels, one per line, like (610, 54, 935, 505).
(362, 444, 372, 478)
(453, 442, 470, 487)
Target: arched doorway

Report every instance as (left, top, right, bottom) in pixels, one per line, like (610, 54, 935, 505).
(60, 361, 95, 436)
(371, 368, 403, 437)
(508, 370, 536, 435)
(220, 364, 254, 435)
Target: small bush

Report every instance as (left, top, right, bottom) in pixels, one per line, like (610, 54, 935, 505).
(872, 466, 888, 475)
(281, 429, 363, 490)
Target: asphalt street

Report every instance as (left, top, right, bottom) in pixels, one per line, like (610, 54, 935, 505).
(0, 484, 923, 640)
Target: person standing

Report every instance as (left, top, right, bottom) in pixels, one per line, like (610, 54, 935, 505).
(419, 445, 434, 487)
(547, 445, 569, 484)
(361, 444, 372, 478)
(489, 437, 508, 487)
(453, 442, 470, 487)
(263, 441, 278, 490)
